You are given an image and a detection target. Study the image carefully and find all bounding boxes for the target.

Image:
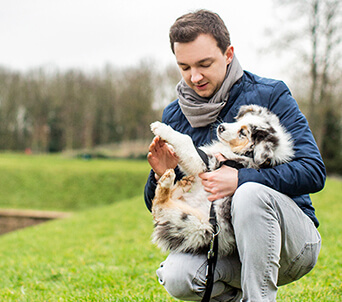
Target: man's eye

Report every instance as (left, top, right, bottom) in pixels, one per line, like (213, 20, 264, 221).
(181, 66, 190, 71)
(201, 64, 212, 68)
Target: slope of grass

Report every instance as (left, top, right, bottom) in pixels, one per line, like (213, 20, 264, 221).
(0, 179, 340, 301)
(0, 153, 340, 301)
(0, 196, 176, 301)
(277, 177, 342, 301)
(0, 153, 150, 211)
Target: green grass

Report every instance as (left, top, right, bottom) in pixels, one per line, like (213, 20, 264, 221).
(0, 154, 341, 301)
(0, 197, 175, 301)
(277, 177, 342, 301)
(0, 153, 150, 211)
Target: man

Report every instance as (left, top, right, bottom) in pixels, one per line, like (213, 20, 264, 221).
(144, 10, 325, 301)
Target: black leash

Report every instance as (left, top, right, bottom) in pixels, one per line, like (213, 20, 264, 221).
(195, 146, 244, 302)
(201, 201, 220, 302)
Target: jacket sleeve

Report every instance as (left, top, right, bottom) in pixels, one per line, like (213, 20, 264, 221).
(144, 104, 185, 212)
(238, 81, 326, 196)
(144, 169, 158, 212)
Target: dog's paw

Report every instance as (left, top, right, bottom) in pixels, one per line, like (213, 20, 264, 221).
(180, 175, 195, 184)
(178, 175, 195, 192)
(150, 121, 163, 136)
(150, 121, 171, 139)
(159, 169, 175, 188)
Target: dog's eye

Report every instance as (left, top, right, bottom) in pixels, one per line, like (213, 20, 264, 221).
(239, 128, 247, 138)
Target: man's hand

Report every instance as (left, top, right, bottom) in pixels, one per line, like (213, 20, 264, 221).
(147, 136, 179, 179)
(199, 155, 238, 201)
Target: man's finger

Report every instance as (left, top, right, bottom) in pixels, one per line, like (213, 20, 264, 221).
(214, 153, 227, 162)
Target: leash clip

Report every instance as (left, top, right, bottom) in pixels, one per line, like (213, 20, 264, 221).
(207, 224, 220, 260)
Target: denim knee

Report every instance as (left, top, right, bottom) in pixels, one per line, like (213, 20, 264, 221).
(156, 253, 242, 301)
(231, 182, 273, 218)
(156, 253, 207, 301)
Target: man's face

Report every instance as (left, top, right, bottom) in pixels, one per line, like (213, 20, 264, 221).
(174, 34, 234, 98)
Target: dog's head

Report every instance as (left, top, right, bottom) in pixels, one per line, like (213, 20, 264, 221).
(217, 105, 294, 167)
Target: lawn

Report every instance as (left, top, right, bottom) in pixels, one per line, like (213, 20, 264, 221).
(276, 177, 342, 301)
(0, 153, 150, 211)
(0, 154, 341, 301)
(0, 197, 174, 301)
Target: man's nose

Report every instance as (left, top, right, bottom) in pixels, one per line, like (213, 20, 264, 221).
(191, 69, 203, 83)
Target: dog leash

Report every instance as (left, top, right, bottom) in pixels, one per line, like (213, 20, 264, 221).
(196, 146, 244, 302)
(201, 200, 220, 302)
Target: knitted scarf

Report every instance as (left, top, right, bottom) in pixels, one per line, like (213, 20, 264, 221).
(176, 55, 243, 128)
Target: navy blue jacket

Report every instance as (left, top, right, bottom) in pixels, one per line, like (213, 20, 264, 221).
(144, 71, 326, 227)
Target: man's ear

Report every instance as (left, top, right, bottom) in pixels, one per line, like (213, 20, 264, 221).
(225, 46, 234, 65)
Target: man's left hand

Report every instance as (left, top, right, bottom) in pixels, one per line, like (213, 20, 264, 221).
(199, 163, 238, 202)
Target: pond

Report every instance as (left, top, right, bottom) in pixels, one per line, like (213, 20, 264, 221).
(0, 209, 71, 235)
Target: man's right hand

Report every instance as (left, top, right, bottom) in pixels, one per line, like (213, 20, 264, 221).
(147, 136, 179, 180)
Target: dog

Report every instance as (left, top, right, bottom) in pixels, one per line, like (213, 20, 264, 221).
(150, 105, 294, 257)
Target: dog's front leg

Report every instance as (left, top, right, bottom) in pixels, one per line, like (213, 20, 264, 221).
(150, 122, 206, 175)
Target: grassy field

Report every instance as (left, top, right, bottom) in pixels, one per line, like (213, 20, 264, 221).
(0, 154, 341, 301)
(277, 177, 342, 301)
(0, 153, 150, 211)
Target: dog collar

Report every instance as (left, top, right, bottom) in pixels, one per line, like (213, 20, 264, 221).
(196, 146, 244, 171)
(195, 147, 210, 171)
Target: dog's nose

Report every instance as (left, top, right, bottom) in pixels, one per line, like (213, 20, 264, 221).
(218, 124, 225, 133)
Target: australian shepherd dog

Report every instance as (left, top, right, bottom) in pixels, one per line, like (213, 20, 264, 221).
(150, 105, 294, 257)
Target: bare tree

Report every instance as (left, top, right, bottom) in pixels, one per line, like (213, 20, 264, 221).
(0, 70, 27, 150)
(116, 60, 157, 141)
(0, 60, 164, 153)
(153, 63, 181, 115)
(270, 0, 342, 150)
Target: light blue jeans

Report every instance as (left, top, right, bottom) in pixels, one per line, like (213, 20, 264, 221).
(156, 182, 321, 301)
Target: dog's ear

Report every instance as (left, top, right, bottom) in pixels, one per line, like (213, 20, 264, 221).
(236, 105, 263, 120)
(251, 128, 278, 167)
(253, 142, 274, 167)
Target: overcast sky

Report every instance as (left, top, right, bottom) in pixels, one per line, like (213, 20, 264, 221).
(1, 0, 289, 80)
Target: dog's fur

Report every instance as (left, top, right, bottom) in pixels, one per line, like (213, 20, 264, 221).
(150, 105, 294, 257)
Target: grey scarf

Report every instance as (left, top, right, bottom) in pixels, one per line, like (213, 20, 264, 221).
(176, 55, 243, 128)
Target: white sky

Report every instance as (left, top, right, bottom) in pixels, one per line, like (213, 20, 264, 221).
(0, 0, 288, 80)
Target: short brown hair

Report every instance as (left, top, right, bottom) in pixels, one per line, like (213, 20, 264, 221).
(169, 9, 231, 54)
